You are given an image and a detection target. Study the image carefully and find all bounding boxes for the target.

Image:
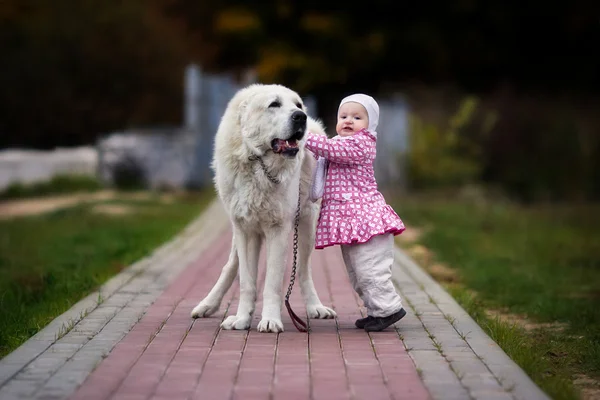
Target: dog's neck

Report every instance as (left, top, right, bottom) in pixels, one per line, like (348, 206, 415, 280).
(247, 148, 303, 185)
(248, 154, 281, 184)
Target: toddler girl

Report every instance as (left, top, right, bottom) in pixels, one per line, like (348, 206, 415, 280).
(305, 93, 407, 332)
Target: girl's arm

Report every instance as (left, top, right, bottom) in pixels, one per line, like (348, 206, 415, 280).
(304, 131, 371, 164)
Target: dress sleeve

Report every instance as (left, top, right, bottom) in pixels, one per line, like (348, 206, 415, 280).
(305, 131, 371, 165)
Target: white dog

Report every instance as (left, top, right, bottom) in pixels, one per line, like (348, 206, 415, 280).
(191, 84, 336, 332)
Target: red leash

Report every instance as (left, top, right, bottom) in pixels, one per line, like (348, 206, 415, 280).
(284, 189, 309, 332)
(285, 299, 308, 332)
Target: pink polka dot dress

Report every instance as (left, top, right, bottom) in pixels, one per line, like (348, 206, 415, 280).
(305, 129, 405, 249)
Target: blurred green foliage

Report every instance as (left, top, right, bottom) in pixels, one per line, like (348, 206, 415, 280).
(406, 93, 600, 201)
(484, 96, 600, 202)
(407, 97, 495, 189)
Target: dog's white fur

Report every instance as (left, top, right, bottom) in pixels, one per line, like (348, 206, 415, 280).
(191, 84, 336, 332)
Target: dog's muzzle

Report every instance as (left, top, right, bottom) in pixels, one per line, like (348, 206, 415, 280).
(271, 111, 307, 157)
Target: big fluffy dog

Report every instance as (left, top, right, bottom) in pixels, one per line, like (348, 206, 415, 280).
(191, 84, 336, 332)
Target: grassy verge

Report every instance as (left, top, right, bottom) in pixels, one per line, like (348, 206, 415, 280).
(390, 192, 600, 400)
(0, 174, 102, 200)
(0, 190, 214, 358)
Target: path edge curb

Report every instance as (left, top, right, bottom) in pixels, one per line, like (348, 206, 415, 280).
(392, 244, 551, 400)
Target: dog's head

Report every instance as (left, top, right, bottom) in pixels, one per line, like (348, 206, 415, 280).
(238, 84, 308, 158)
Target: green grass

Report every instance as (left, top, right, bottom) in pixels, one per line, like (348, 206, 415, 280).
(390, 193, 600, 400)
(0, 190, 214, 358)
(0, 174, 102, 200)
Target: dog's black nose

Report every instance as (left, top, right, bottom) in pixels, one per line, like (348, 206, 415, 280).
(292, 111, 307, 122)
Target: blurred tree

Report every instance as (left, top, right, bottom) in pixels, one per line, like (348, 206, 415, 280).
(0, 0, 190, 149)
(159, 0, 599, 131)
(160, 0, 599, 95)
(1, 0, 599, 202)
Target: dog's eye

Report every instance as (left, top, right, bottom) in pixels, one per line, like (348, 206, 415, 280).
(296, 102, 303, 109)
(268, 101, 281, 108)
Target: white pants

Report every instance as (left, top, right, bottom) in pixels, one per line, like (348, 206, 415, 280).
(341, 233, 403, 318)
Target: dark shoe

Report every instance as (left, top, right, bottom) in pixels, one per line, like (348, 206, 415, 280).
(364, 308, 407, 332)
(355, 315, 375, 329)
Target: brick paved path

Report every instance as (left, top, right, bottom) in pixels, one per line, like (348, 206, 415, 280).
(0, 200, 550, 400)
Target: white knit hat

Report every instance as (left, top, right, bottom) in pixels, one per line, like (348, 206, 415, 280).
(338, 93, 379, 133)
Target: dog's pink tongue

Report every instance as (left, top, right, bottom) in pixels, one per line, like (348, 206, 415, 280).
(272, 139, 300, 153)
(273, 139, 288, 153)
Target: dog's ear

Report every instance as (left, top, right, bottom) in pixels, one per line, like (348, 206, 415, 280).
(238, 92, 260, 127)
(237, 99, 248, 126)
(238, 96, 260, 140)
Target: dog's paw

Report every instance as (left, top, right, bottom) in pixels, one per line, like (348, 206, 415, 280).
(307, 304, 337, 319)
(191, 300, 220, 318)
(257, 318, 284, 333)
(221, 315, 251, 330)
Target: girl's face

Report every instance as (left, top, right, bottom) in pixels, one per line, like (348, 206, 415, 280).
(336, 102, 369, 137)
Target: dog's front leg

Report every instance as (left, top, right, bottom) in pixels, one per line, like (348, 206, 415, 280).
(221, 226, 261, 330)
(257, 225, 290, 333)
